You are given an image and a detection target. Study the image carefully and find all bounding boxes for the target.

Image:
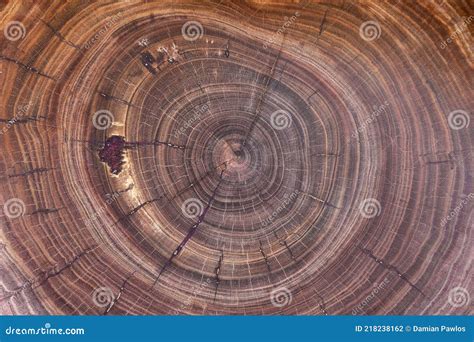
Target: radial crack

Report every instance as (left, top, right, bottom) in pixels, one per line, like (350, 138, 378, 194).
(358, 246, 426, 297)
(0, 245, 98, 301)
(318, 9, 329, 37)
(213, 250, 224, 302)
(103, 271, 136, 315)
(150, 169, 225, 289)
(97, 91, 140, 108)
(300, 191, 340, 209)
(241, 37, 286, 148)
(259, 240, 272, 273)
(0, 56, 55, 80)
(38, 18, 81, 50)
(31, 207, 62, 215)
(0, 116, 48, 124)
(7, 167, 51, 178)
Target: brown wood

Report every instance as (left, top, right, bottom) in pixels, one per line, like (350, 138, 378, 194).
(0, 0, 472, 315)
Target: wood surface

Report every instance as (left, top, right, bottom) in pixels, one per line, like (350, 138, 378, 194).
(0, 0, 472, 315)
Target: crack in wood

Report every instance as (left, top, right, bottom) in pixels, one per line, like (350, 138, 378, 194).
(358, 246, 427, 297)
(0, 245, 98, 302)
(150, 169, 226, 289)
(0, 56, 56, 80)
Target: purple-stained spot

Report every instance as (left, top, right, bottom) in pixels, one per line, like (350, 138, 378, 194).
(98, 135, 126, 174)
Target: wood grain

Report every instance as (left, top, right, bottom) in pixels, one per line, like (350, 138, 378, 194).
(0, 0, 472, 315)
